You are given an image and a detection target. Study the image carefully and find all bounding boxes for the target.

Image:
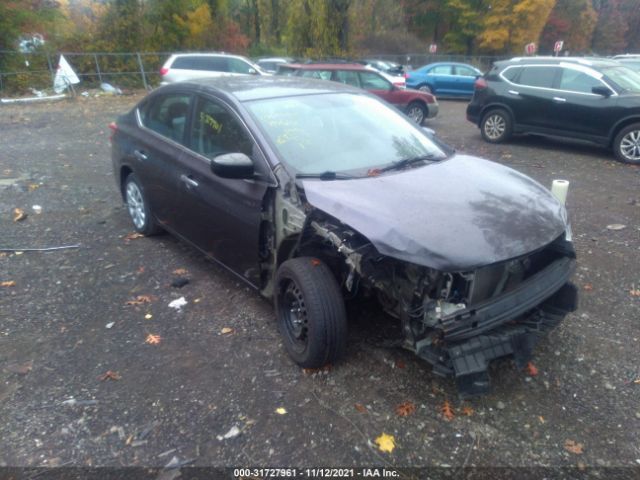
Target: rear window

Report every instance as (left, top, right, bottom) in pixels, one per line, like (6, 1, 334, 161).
(517, 66, 558, 88)
(500, 66, 521, 82)
(300, 70, 333, 80)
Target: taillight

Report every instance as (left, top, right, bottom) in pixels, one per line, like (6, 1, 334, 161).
(160, 67, 169, 76)
(474, 77, 488, 90)
(108, 122, 118, 141)
(403, 72, 409, 79)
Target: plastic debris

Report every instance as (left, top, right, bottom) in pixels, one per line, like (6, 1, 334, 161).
(168, 297, 187, 310)
(105, 322, 115, 329)
(100, 83, 123, 95)
(0, 244, 80, 252)
(60, 398, 98, 406)
(32, 205, 42, 214)
(606, 224, 626, 231)
(217, 425, 241, 441)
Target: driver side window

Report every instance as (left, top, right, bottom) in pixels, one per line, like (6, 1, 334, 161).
(189, 97, 254, 159)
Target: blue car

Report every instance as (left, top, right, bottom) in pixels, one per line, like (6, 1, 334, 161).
(406, 62, 482, 97)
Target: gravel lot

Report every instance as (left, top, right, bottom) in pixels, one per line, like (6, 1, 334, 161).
(0, 93, 639, 472)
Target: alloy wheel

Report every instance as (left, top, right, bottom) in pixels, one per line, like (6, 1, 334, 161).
(407, 105, 425, 124)
(619, 129, 640, 162)
(484, 114, 506, 140)
(126, 181, 146, 230)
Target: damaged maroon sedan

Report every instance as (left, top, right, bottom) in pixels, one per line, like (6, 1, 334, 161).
(110, 76, 577, 397)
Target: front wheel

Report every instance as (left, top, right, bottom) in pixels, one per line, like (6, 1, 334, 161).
(275, 257, 348, 368)
(406, 101, 427, 125)
(480, 109, 513, 143)
(614, 123, 640, 164)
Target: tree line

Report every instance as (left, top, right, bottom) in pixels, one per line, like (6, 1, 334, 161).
(1, 0, 638, 60)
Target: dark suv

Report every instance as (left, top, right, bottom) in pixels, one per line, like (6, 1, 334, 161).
(467, 57, 640, 164)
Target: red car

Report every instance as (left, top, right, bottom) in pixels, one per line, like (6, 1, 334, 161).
(277, 63, 438, 124)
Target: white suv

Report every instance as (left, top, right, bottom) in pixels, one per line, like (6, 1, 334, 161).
(159, 53, 267, 84)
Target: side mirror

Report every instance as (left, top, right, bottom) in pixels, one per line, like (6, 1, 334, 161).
(592, 85, 613, 97)
(211, 153, 254, 179)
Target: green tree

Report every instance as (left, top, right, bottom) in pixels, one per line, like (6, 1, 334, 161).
(592, 0, 628, 54)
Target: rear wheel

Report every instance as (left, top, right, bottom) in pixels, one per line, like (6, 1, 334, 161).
(406, 101, 427, 125)
(480, 109, 513, 143)
(124, 173, 162, 235)
(614, 123, 640, 164)
(275, 257, 347, 368)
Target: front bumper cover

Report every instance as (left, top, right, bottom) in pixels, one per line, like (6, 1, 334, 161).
(416, 258, 578, 397)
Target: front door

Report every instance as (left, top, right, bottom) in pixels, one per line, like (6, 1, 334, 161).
(174, 95, 271, 285)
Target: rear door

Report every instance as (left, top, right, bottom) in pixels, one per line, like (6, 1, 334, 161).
(174, 95, 272, 285)
(508, 65, 561, 130)
(134, 92, 193, 224)
(454, 65, 481, 96)
(428, 64, 456, 95)
(357, 71, 396, 105)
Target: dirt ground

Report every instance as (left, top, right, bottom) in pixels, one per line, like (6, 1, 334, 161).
(0, 92, 639, 473)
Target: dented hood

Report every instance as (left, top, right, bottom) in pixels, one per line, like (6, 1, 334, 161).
(302, 154, 568, 271)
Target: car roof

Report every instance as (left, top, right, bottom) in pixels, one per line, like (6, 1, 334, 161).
(162, 76, 362, 102)
(421, 62, 480, 68)
(169, 52, 248, 60)
(281, 63, 368, 71)
(496, 56, 620, 68)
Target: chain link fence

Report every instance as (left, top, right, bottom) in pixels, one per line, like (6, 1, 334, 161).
(0, 50, 507, 95)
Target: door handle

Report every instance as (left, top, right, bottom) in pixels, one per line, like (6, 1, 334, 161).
(134, 150, 148, 161)
(180, 174, 199, 188)
(508, 90, 520, 95)
(553, 97, 567, 103)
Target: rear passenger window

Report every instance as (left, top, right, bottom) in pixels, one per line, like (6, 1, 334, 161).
(456, 66, 477, 77)
(559, 69, 603, 93)
(140, 94, 191, 143)
(501, 66, 521, 82)
(301, 70, 333, 80)
(517, 66, 558, 88)
(334, 70, 360, 87)
(227, 58, 254, 74)
(430, 65, 453, 75)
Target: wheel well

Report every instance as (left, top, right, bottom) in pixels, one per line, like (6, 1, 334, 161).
(480, 104, 514, 125)
(609, 118, 640, 147)
(407, 99, 427, 110)
(119, 166, 133, 200)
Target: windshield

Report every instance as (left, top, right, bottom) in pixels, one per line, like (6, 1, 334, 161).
(602, 66, 640, 92)
(245, 93, 445, 175)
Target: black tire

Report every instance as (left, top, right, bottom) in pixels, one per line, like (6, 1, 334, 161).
(418, 84, 433, 94)
(613, 123, 640, 164)
(480, 108, 513, 143)
(275, 257, 348, 368)
(123, 173, 162, 236)
(406, 101, 427, 125)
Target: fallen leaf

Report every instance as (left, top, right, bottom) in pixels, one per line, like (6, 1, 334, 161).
(172, 268, 188, 275)
(124, 232, 144, 241)
(137, 266, 145, 274)
(374, 433, 395, 453)
(526, 362, 539, 376)
(144, 313, 153, 320)
(583, 284, 593, 291)
(302, 364, 332, 375)
(13, 208, 27, 222)
(461, 406, 474, 416)
(194, 298, 201, 303)
(630, 289, 640, 297)
(564, 439, 584, 455)
(441, 400, 455, 421)
(220, 327, 234, 335)
(539, 415, 546, 424)
(310, 258, 321, 267)
(5, 360, 33, 375)
(395, 401, 416, 417)
(28, 183, 40, 192)
(1, 281, 16, 287)
(395, 359, 406, 369)
(0, 253, 7, 258)
(275, 407, 287, 415)
(125, 295, 154, 306)
(354, 403, 367, 413)
(98, 370, 121, 381)
(145, 334, 161, 345)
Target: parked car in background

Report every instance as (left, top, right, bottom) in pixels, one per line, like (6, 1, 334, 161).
(110, 76, 577, 397)
(614, 57, 640, 73)
(160, 53, 267, 84)
(256, 57, 295, 73)
(406, 62, 482, 97)
(277, 63, 435, 123)
(360, 58, 405, 76)
(467, 56, 640, 164)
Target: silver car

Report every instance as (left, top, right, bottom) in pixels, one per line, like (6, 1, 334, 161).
(159, 53, 268, 84)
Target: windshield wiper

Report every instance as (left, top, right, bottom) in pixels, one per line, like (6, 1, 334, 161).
(296, 171, 356, 180)
(379, 154, 437, 173)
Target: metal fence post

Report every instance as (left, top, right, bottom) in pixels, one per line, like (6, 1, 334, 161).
(94, 53, 103, 84)
(136, 52, 148, 90)
(45, 52, 55, 84)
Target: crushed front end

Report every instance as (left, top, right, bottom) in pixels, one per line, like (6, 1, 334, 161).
(306, 215, 578, 398)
